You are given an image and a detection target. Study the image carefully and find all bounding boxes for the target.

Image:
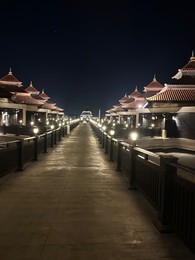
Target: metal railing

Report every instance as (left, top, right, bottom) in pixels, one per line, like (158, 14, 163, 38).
(0, 120, 79, 178)
(91, 120, 195, 255)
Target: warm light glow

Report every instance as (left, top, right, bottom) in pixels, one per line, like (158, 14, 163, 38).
(130, 131, 138, 141)
(30, 121, 34, 126)
(109, 129, 115, 136)
(33, 127, 39, 135)
(102, 125, 107, 131)
(50, 125, 55, 130)
(151, 123, 155, 128)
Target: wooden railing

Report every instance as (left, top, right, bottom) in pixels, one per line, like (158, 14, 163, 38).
(0, 121, 79, 177)
(91, 121, 195, 255)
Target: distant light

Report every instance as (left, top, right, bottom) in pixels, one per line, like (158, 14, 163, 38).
(50, 125, 55, 130)
(30, 121, 34, 126)
(33, 127, 39, 135)
(110, 129, 115, 136)
(130, 131, 138, 141)
(102, 125, 107, 131)
(151, 123, 155, 128)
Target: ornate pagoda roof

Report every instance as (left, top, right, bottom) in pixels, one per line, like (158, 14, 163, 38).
(122, 99, 146, 109)
(128, 86, 143, 98)
(171, 51, 195, 84)
(147, 87, 195, 102)
(119, 93, 129, 103)
(41, 102, 56, 110)
(54, 106, 64, 112)
(25, 81, 39, 95)
(143, 75, 164, 92)
(0, 68, 22, 87)
(38, 89, 50, 100)
(11, 92, 44, 105)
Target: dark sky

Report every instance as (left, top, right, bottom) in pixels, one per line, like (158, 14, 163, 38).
(0, 0, 195, 116)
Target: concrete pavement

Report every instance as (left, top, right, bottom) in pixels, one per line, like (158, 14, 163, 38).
(0, 122, 194, 259)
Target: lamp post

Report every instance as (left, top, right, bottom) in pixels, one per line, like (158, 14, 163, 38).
(109, 129, 115, 161)
(102, 125, 107, 147)
(33, 127, 39, 161)
(33, 127, 39, 135)
(130, 131, 138, 146)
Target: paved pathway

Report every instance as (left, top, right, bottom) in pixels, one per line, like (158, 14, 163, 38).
(0, 123, 194, 259)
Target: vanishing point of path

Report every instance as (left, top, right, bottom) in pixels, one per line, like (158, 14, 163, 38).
(0, 123, 194, 260)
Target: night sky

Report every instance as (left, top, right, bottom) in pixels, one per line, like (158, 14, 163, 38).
(0, 1, 195, 116)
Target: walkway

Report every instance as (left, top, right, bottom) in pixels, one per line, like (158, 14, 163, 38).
(0, 123, 194, 260)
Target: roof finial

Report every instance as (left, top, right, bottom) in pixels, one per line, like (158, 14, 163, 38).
(135, 86, 138, 91)
(9, 67, 12, 75)
(153, 74, 157, 81)
(190, 50, 195, 60)
(42, 89, 44, 93)
(30, 81, 33, 85)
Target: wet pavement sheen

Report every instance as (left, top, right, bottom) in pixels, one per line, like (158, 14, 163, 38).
(0, 123, 194, 259)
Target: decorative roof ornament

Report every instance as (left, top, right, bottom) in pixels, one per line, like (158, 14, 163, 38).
(190, 50, 195, 60)
(153, 74, 157, 81)
(9, 67, 12, 75)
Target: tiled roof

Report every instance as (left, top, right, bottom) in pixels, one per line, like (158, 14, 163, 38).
(119, 93, 129, 103)
(108, 105, 123, 112)
(147, 88, 195, 102)
(11, 93, 44, 105)
(122, 99, 146, 109)
(129, 87, 143, 98)
(41, 102, 56, 109)
(54, 106, 64, 112)
(0, 70, 22, 86)
(182, 55, 195, 71)
(25, 82, 39, 94)
(38, 89, 50, 100)
(143, 75, 164, 92)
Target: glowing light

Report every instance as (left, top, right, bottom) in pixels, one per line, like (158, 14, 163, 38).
(102, 125, 107, 131)
(130, 131, 138, 141)
(109, 129, 115, 136)
(50, 125, 55, 130)
(33, 127, 39, 135)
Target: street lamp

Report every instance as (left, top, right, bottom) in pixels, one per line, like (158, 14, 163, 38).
(50, 125, 55, 130)
(109, 129, 115, 136)
(130, 131, 138, 146)
(33, 127, 39, 135)
(102, 125, 107, 131)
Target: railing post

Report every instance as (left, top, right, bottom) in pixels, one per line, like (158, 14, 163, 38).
(44, 132, 48, 153)
(17, 140, 24, 171)
(67, 124, 70, 135)
(105, 134, 108, 154)
(54, 130, 57, 145)
(129, 146, 136, 190)
(102, 132, 105, 148)
(116, 142, 122, 171)
(33, 136, 38, 161)
(62, 126, 65, 137)
(51, 131, 54, 147)
(154, 155, 178, 232)
(109, 138, 114, 161)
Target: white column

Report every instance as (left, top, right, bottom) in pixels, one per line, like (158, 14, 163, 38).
(135, 112, 139, 128)
(22, 108, 26, 126)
